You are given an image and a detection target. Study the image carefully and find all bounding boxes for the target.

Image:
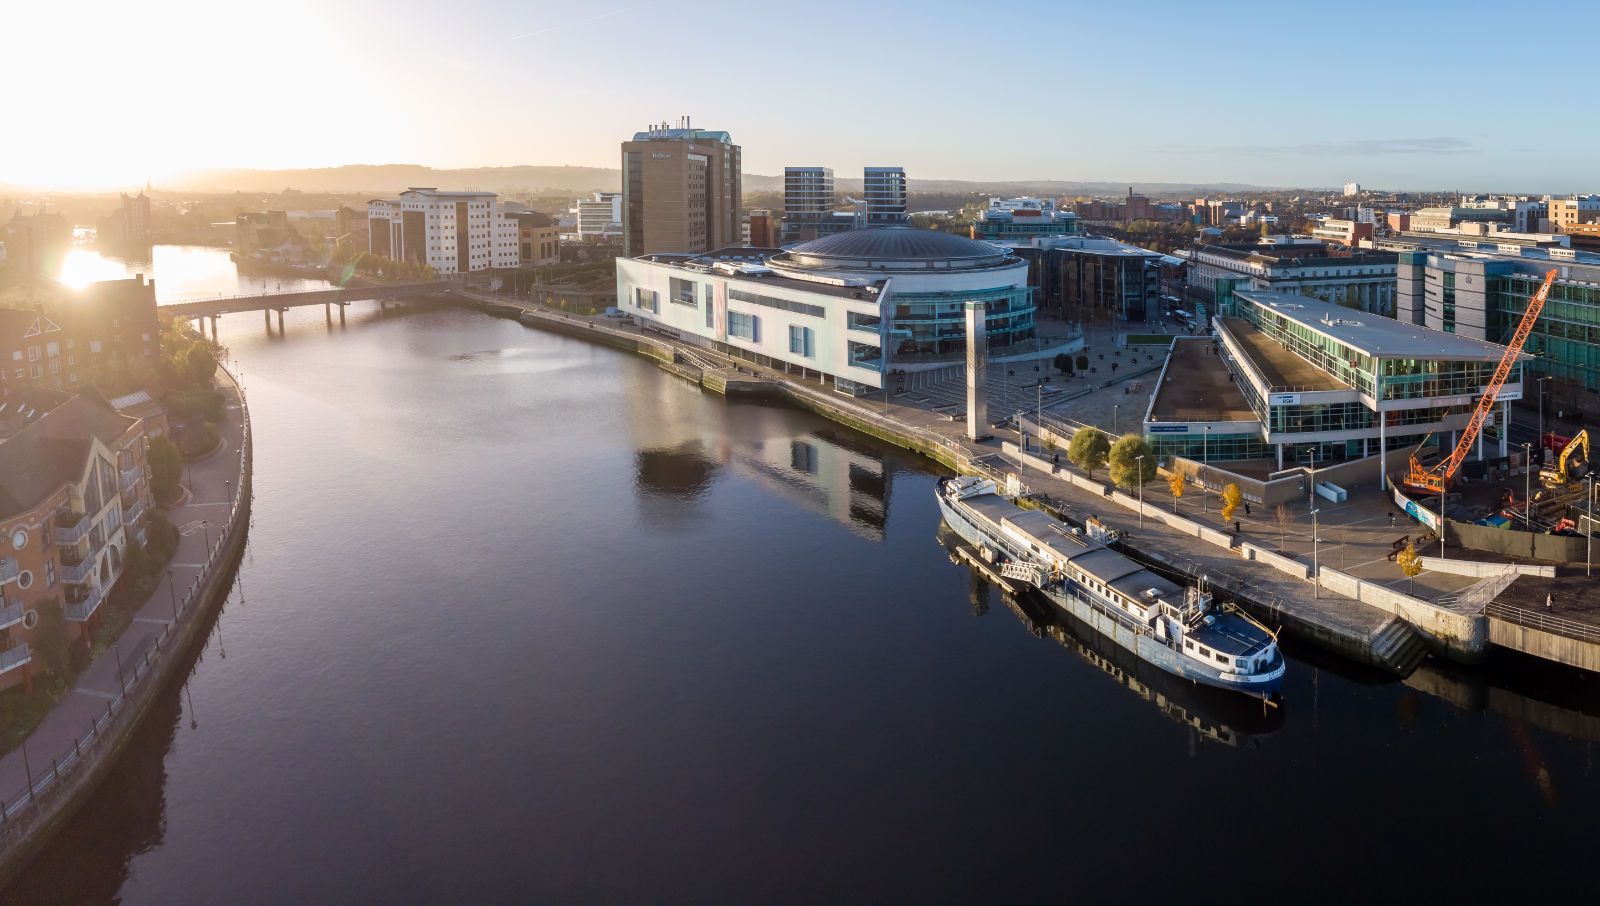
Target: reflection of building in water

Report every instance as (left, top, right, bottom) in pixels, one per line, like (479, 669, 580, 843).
(635, 444, 718, 498)
(725, 426, 894, 541)
(1405, 659, 1600, 745)
(939, 528, 1282, 747)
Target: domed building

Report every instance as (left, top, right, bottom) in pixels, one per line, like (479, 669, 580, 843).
(616, 226, 1083, 395)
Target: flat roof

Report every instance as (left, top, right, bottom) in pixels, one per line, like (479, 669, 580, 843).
(1234, 289, 1521, 361)
(634, 249, 887, 301)
(1149, 337, 1258, 423)
(1219, 317, 1348, 392)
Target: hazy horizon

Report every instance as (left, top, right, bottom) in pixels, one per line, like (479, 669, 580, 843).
(9, 0, 1598, 194)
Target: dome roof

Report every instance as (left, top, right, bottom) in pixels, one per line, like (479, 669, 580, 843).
(787, 226, 1007, 263)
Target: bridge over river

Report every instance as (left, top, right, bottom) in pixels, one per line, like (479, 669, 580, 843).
(164, 280, 458, 336)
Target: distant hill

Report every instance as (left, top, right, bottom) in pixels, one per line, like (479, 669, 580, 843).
(161, 165, 1286, 198)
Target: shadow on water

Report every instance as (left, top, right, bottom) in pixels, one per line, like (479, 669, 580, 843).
(936, 526, 1287, 748)
(2, 579, 241, 903)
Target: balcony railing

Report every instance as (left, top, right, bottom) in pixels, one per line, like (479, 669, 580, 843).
(65, 586, 104, 623)
(54, 511, 92, 546)
(0, 600, 23, 630)
(0, 557, 16, 584)
(60, 555, 96, 585)
(121, 468, 139, 494)
(123, 497, 147, 526)
(0, 642, 30, 675)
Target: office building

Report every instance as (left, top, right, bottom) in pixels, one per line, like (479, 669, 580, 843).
(1548, 196, 1600, 233)
(1028, 236, 1164, 322)
(1343, 182, 1362, 197)
(368, 188, 500, 275)
(1144, 290, 1523, 484)
(573, 192, 623, 240)
(746, 210, 777, 248)
(2, 210, 70, 280)
(1184, 239, 1398, 316)
(616, 226, 1077, 395)
(0, 387, 159, 690)
(970, 198, 1082, 243)
(781, 167, 847, 243)
(1395, 246, 1600, 397)
(510, 210, 560, 267)
(862, 167, 908, 226)
(621, 120, 742, 257)
(1310, 218, 1374, 247)
(234, 210, 294, 261)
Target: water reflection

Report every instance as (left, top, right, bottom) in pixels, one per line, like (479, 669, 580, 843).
(939, 527, 1286, 747)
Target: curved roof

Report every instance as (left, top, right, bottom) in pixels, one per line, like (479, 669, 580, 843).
(788, 226, 1005, 262)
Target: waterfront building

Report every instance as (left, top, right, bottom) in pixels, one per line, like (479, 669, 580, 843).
(970, 198, 1082, 243)
(621, 120, 742, 257)
(780, 167, 849, 244)
(2, 209, 71, 281)
(573, 192, 623, 240)
(234, 210, 295, 261)
(367, 188, 500, 275)
(511, 210, 560, 267)
(861, 167, 908, 226)
(616, 226, 1078, 395)
(1027, 236, 1164, 322)
(97, 192, 152, 248)
(1144, 289, 1524, 485)
(0, 387, 158, 690)
(1183, 239, 1398, 316)
(0, 275, 159, 395)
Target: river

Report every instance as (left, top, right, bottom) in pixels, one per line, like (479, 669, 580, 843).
(7, 246, 1600, 903)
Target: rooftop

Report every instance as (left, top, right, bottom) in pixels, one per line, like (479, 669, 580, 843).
(1148, 337, 1258, 424)
(1218, 317, 1348, 391)
(1235, 289, 1522, 361)
(634, 247, 887, 301)
(0, 392, 138, 519)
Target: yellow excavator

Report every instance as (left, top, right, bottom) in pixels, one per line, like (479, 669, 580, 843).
(1539, 429, 1590, 487)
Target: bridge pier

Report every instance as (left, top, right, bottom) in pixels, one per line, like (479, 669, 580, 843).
(339, 302, 346, 325)
(209, 315, 220, 342)
(276, 308, 286, 333)
(264, 308, 272, 334)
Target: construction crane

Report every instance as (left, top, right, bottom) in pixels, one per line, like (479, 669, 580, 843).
(1539, 428, 1589, 487)
(1405, 268, 1559, 495)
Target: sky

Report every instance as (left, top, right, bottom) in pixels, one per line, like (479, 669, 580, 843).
(8, 0, 1598, 192)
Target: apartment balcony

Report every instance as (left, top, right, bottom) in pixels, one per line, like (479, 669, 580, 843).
(0, 599, 23, 630)
(65, 586, 105, 623)
(123, 496, 147, 526)
(0, 642, 30, 676)
(0, 556, 16, 585)
(60, 554, 96, 586)
(54, 510, 92, 546)
(120, 468, 139, 495)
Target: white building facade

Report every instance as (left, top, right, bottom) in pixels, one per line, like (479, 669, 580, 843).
(574, 192, 623, 240)
(367, 188, 500, 275)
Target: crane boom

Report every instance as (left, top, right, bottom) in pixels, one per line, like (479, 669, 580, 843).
(1405, 268, 1558, 495)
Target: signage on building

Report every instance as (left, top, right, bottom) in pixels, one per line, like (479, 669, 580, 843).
(1271, 393, 1301, 406)
(1496, 388, 1523, 402)
(1149, 424, 1189, 433)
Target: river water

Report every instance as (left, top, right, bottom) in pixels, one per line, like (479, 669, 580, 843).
(7, 246, 1600, 903)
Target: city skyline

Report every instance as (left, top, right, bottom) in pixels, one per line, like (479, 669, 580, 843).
(10, 0, 1598, 193)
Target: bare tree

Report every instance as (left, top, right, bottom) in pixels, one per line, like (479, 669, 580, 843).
(1274, 505, 1294, 550)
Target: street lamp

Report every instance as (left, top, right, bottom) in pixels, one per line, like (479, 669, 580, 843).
(1536, 374, 1551, 451)
(166, 566, 178, 621)
(1114, 404, 1119, 434)
(1136, 455, 1145, 529)
(1203, 426, 1211, 512)
(1587, 474, 1595, 578)
(1303, 447, 1319, 511)
(201, 519, 212, 557)
(1522, 442, 1533, 531)
(1310, 508, 1321, 598)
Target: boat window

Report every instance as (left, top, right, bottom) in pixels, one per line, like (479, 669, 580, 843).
(1184, 640, 1195, 651)
(1214, 652, 1229, 665)
(1236, 658, 1249, 668)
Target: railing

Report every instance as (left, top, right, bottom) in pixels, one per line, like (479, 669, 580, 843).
(119, 469, 138, 494)
(123, 497, 147, 526)
(58, 557, 95, 586)
(62, 586, 103, 622)
(52, 512, 91, 546)
(1435, 567, 1519, 615)
(0, 361, 253, 858)
(0, 601, 23, 631)
(0, 643, 29, 675)
(0, 558, 16, 585)
(1486, 602, 1600, 645)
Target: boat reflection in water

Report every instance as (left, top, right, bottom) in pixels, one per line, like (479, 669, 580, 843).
(939, 527, 1285, 748)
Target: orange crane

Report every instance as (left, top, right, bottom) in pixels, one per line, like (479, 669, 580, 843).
(1405, 268, 1559, 495)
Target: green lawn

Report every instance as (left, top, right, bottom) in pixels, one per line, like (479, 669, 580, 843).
(1122, 334, 1176, 347)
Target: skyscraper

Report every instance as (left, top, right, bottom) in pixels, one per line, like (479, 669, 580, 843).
(862, 167, 908, 226)
(621, 119, 741, 257)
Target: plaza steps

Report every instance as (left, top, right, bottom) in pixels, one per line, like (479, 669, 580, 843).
(1370, 617, 1430, 675)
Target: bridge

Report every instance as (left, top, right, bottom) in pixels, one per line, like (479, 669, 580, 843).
(162, 280, 458, 336)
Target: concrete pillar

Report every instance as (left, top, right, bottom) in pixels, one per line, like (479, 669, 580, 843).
(264, 308, 272, 333)
(1500, 400, 1510, 458)
(276, 309, 285, 332)
(209, 316, 219, 342)
(1277, 444, 1284, 470)
(964, 301, 988, 440)
(1378, 410, 1387, 490)
(339, 303, 347, 325)
(1477, 424, 1484, 462)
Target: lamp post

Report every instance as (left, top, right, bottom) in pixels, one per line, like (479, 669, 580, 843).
(1114, 404, 1119, 434)
(1537, 374, 1550, 451)
(1303, 447, 1318, 511)
(201, 520, 212, 558)
(1203, 426, 1211, 512)
(1587, 474, 1595, 578)
(166, 566, 178, 621)
(1136, 455, 1145, 529)
(1310, 508, 1321, 598)
(1522, 442, 1533, 531)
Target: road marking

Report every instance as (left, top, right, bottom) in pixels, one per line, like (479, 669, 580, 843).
(74, 688, 117, 701)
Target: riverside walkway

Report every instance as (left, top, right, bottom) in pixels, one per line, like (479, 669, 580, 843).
(0, 369, 249, 862)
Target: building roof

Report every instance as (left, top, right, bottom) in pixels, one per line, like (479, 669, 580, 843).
(1148, 337, 1257, 424)
(1234, 289, 1522, 361)
(1218, 317, 1348, 392)
(785, 226, 1006, 263)
(0, 392, 137, 519)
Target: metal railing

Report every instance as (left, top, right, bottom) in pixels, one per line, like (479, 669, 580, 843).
(0, 602, 23, 631)
(52, 512, 92, 546)
(123, 497, 147, 527)
(58, 557, 96, 586)
(0, 644, 29, 675)
(0, 362, 252, 851)
(62, 586, 103, 622)
(1486, 602, 1600, 645)
(0, 558, 15, 585)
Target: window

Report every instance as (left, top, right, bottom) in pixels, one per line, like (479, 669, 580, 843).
(789, 325, 814, 358)
(46, 559, 55, 587)
(1184, 640, 1195, 651)
(728, 311, 759, 341)
(1215, 652, 1229, 665)
(729, 289, 824, 318)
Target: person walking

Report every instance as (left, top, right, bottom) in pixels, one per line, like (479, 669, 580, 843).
(1547, 593, 1554, 612)
(1234, 520, 1241, 535)
(1244, 503, 1251, 517)
(1388, 511, 1397, 528)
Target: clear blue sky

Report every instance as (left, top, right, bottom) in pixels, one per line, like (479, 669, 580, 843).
(16, 0, 1598, 191)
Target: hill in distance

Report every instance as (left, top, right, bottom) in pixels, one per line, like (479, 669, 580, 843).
(164, 165, 1286, 198)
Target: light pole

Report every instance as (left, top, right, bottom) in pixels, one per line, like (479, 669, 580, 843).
(1310, 508, 1321, 598)
(201, 520, 212, 558)
(1136, 455, 1145, 529)
(1114, 404, 1119, 434)
(1203, 426, 1211, 512)
(1537, 374, 1550, 452)
(1303, 447, 1318, 511)
(1522, 442, 1533, 531)
(166, 566, 178, 621)
(1587, 474, 1594, 578)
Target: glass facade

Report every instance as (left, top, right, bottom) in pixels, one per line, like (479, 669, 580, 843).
(1492, 273, 1600, 393)
(889, 287, 1036, 357)
(728, 311, 759, 341)
(1147, 431, 1275, 463)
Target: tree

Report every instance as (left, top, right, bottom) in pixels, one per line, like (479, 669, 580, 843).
(1221, 483, 1242, 523)
(1274, 505, 1294, 549)
(1067, 427, 1110, 474)
(1397, 542, 1423, 593)
(1168, 471, 1186, 512)
(149, 435, 183, 502)
(1074, 354, 1089, 374)
(1054, 353, 1072, 375)
(186, 341, 218, 388)
(1107, 434, 1157, 490)
(31, 600, 70, 679)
